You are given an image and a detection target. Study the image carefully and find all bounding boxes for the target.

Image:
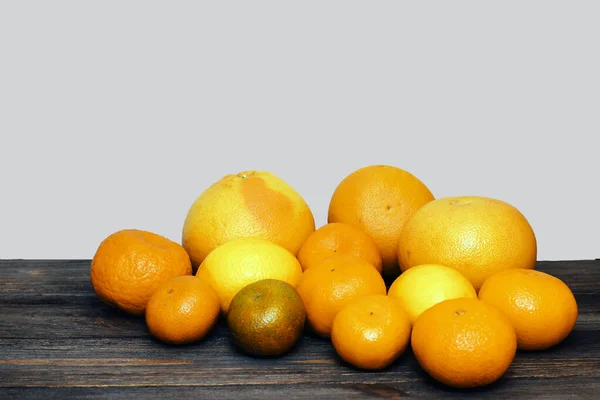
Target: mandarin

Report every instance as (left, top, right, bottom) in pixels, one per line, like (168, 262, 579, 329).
(145, 275, 220, 345)
(295, 254, 386, 337)
(331, 295, 411, 370)
(297, 222, 382, 274)
(479, 269, 578, 350)
(227, 279, 306, 357)
(411, 298, 517, 388)
(90, 229, 192, 315)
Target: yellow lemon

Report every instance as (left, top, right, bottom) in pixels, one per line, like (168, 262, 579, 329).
(388, 264, 477, 324)
(196, 237, 303, 314)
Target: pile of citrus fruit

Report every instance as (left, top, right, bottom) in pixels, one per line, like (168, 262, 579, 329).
(89, 165, 578, 389)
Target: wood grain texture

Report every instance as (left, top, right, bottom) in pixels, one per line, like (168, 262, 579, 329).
(0, 259, 599, 399)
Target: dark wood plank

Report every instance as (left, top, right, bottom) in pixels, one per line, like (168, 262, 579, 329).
(0, 259, 599, 399)
(2, 377, 600, 400)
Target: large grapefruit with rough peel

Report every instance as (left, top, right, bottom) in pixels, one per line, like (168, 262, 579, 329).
(398, 196, 537, 291)
(182, 170, 315, 270)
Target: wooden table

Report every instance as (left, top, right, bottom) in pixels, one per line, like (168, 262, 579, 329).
(1, 259, 598, 399)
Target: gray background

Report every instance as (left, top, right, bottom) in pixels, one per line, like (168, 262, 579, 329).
(1, 1, 598, 261)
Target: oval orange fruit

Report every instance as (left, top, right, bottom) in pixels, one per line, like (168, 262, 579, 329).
(145, 275, 220, 345)
(331, 295, 411, 370)
(297, 222, 382, 274)
(479, 268, 578, 350)
(90, 229, 192, 315)
(411, 298, 517, 389)
(296, 254, 387, 337)
(328, 165, 434, 278)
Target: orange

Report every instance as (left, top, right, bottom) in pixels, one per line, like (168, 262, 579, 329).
(328, 165, 434, 278)
(196, 237, 303, 314)
(479, 269, 578, 350)
(297, 222, 382, 274)
(397, 196, 537, 290)
(295, 254, 387, 337)
(182, 170, 315, 270)
(331, 295, 411, 370)
(227, 279, 306, 357)
(388, 264, 477, 324)
(90, 229, 192, 315)
(145, 275, 220, 345)
(411, 298, 517, 389)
